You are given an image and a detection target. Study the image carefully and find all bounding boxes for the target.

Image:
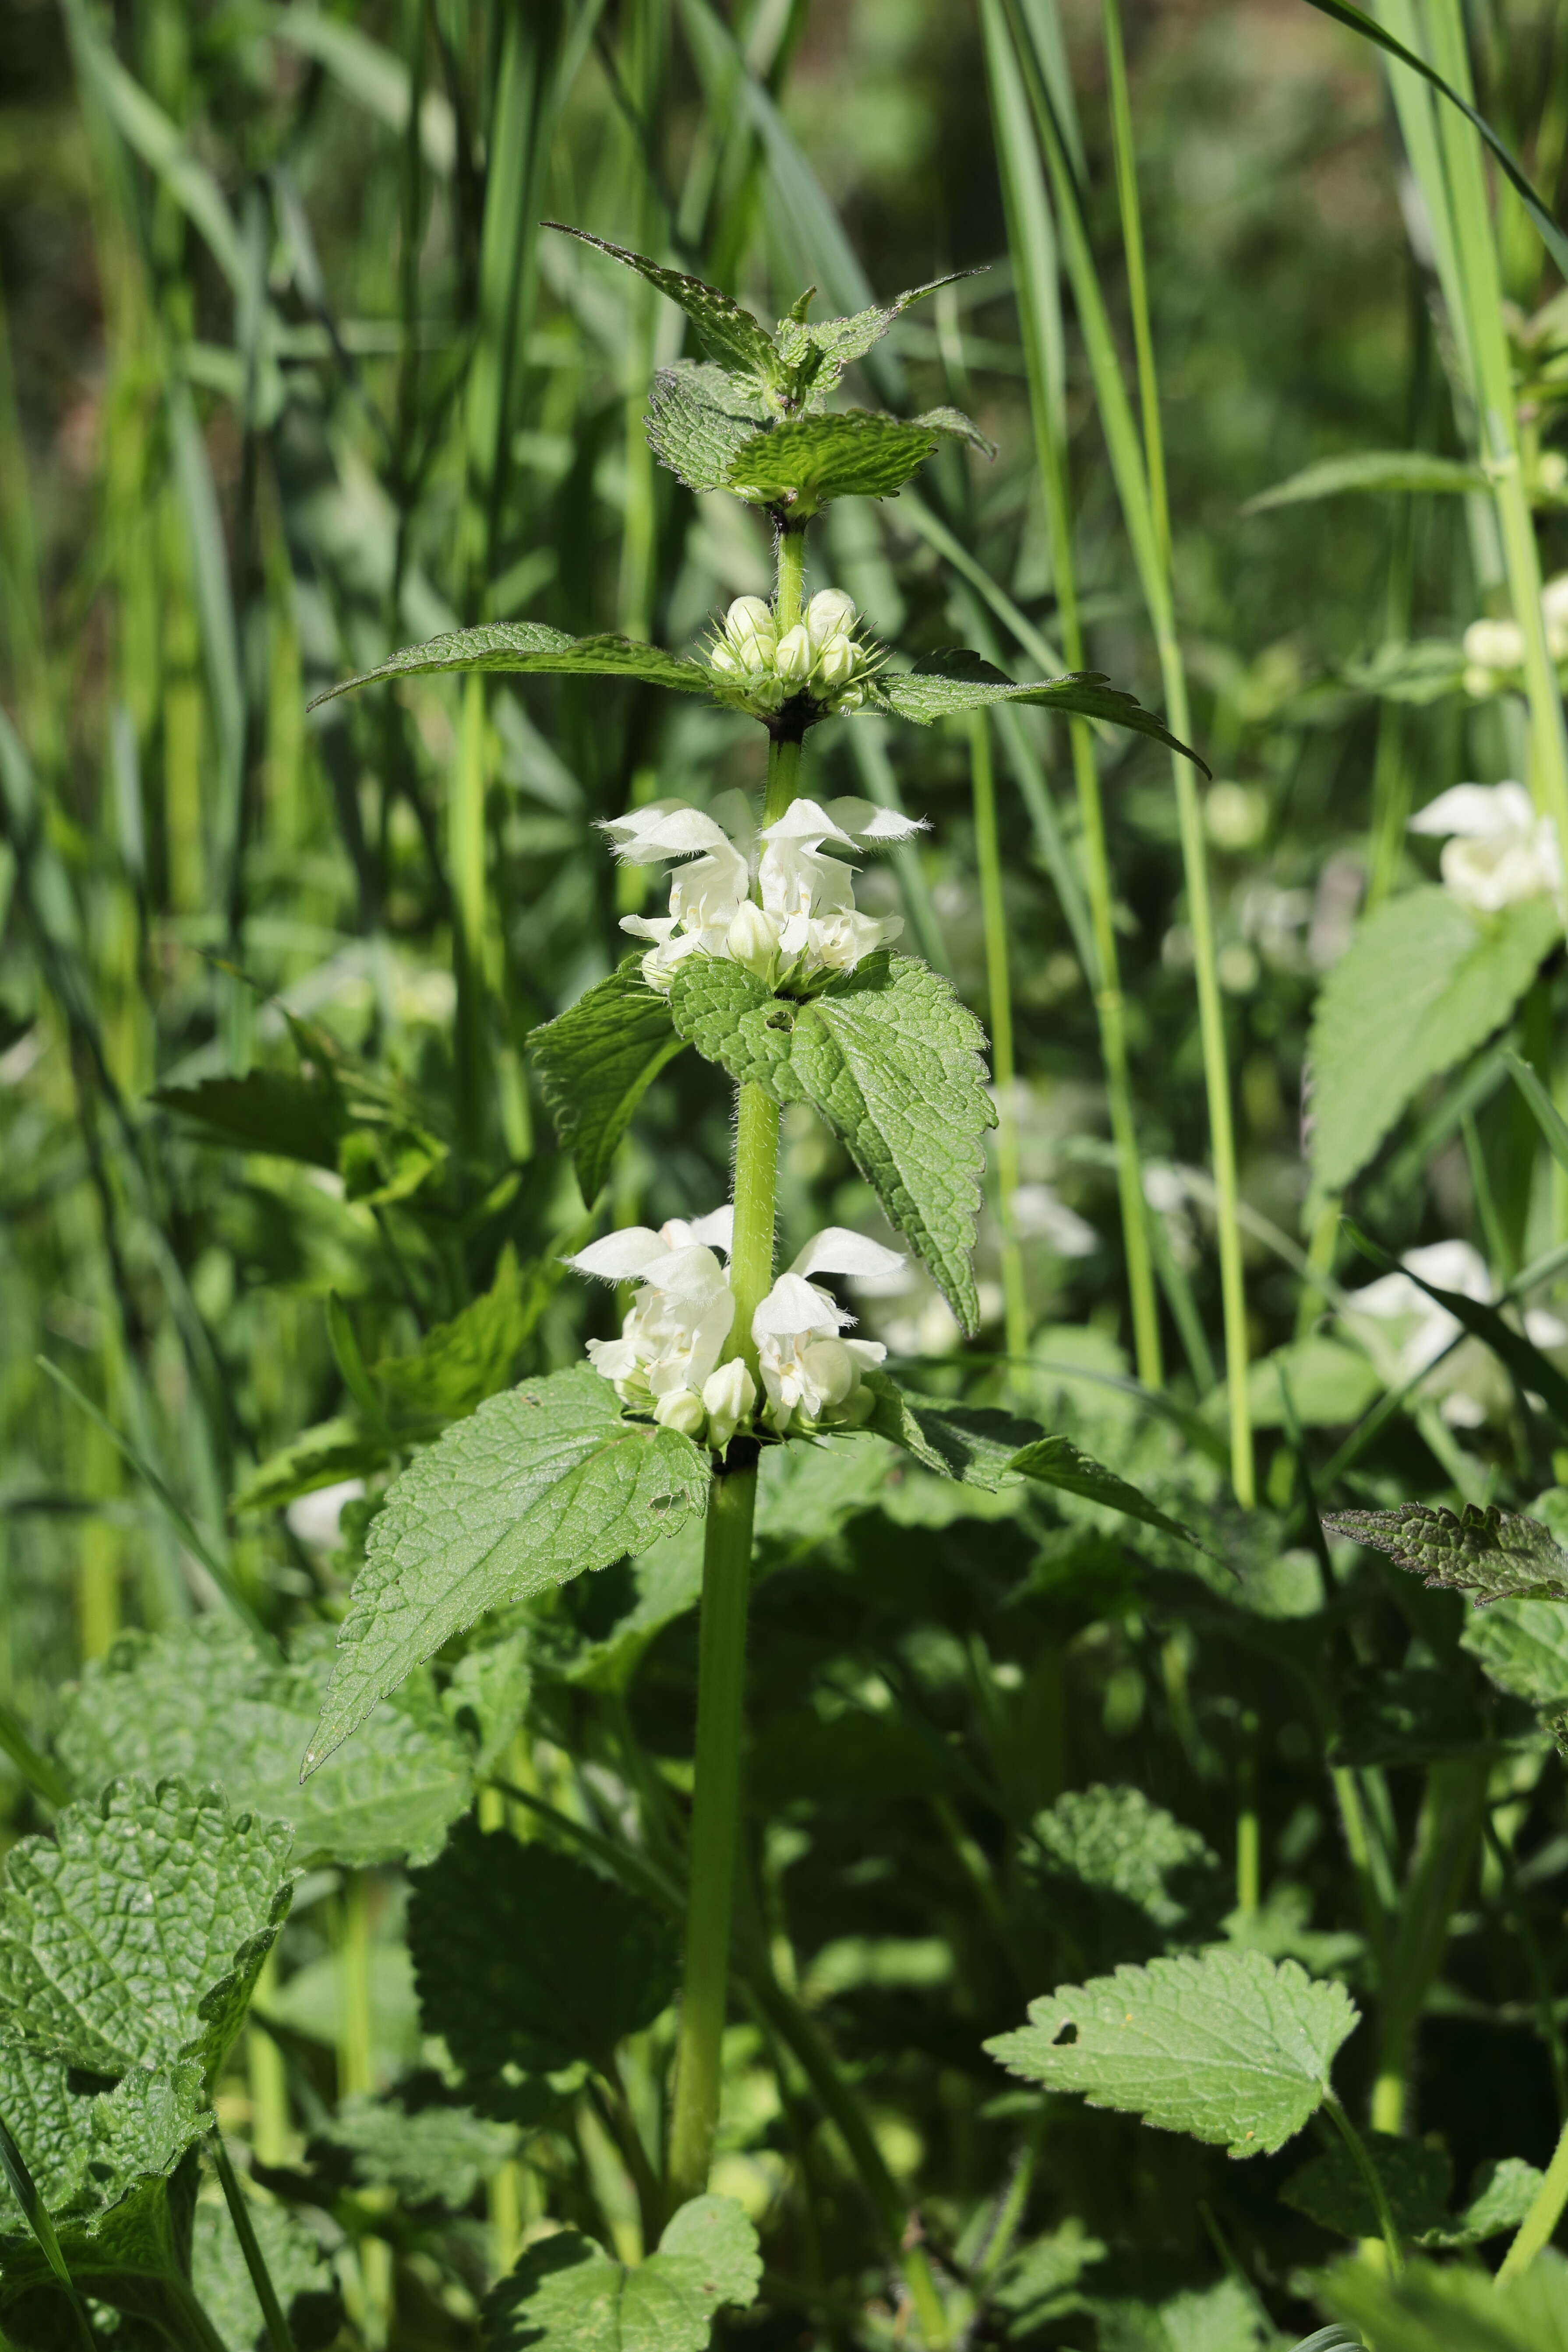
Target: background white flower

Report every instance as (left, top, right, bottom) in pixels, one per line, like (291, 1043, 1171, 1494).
(604, 794, 922, 990)
(1342, 1239, 1567, 1428)
(1409, 781, 1562, 912)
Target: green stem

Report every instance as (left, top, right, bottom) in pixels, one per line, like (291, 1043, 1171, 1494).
(774, 524, 806, 630)
(980, 0, 1162, 1389)
(1497, 2114, 1568, 2283)
(1103, 0, 1168, 575)
(210, 2133, 296, 2352)
(1324, 2093, 1403, 2274)
(762, 733, 804, 828)
(968, 714, 1027, 1366)
(452, 673, 489, 1158)
(667, 1457, 760, 2205)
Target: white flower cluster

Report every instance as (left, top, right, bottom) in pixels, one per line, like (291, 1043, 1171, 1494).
(1407, 782, 1561, 913)
(606, 794, 922, 991)
(567, 1215, 903, 1446)
(1344, 1240, 1567, 1430)
(708, 590, 878, 717)
(1462, 574, 1568, 697)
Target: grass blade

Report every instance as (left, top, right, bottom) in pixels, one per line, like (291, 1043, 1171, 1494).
(0, 2108, 95, 2352)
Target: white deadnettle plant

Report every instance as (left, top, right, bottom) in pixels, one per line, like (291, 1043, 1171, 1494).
(707, 589, 880, 717)
(567, 1214, 903, 1446)
(605, 789, 924, 990)
(1408, 782, 1562, 912)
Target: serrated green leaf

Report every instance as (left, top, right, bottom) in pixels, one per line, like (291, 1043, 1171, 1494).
(727, 411, 942, 512)
(1244, 451, 1487, 512)
(866, 651, 1210, 770)
(485, 2193, 760, 2352)
(152, 1070, 348, 1168)
(374, 1245, 552, 1424)
(0, 2045, 209, 2325)
(774, 274, 968, 371)
(306, 1367, 710, 1768)
(862, 1374, 1037, 1486)
(1321, 1501, 1568, 1603)
(644, 363, 771, 492)
(307, 625, 713, 713)
(985, 1948, 1357, 2158)
(1029, 1785, 1222, 1936)
(1462, 1597, 1568, 1708)
(666, 958, 795, 1090)
(55, 1620, 472, 1869)
(911, 404, 998, 457)
(1322, 2250, 1568, 2352)
(989, 2222, 1105, 2337)
(1420, 2158, 1543, 2248)
(546, 226, 779, 381)
(1010, 1435, 1215, 1555)
(192, 2192, 341, 2352)
(0, 1780, 291, 2083)
(528, 958, 686, 1203)
(410, 1820, 678, 2081)
(321, 2092, 518, 2208)
(1309, 889, 1561, 1191)
(1094, 2278, 1266, 2352)
(231, 1419, 382, 1515)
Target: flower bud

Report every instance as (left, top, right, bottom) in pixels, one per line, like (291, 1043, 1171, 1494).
(701, 1359, 756, 1451)
(725, 901, 781, 977)
(710, 644, 738, 676)
(805, 589, 857, 649)
(814, 634, 858, 690)
(775, 624, 813, 684)
(724, 595, 777, 671)
(653, 1388, 707, 1437)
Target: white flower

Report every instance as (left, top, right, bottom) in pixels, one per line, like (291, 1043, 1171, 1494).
(604, 795, 922, 991)
(706, 590, 880, 718)
(701, 1358, 756, 1451)
(1341, 1239, 1566, 1429)
(1010, 1183, 1098, 1257)
(567, 1211, 737, 1424)
(1408, 782, 1561, 912)
(752, 1227, 905, 1435)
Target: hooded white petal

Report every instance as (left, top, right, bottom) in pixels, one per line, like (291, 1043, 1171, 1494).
(789, 1227, 906, 1283)
(565, 1228, 673, 1282)
(1409, 783, 1536, 840)
(822, 795, 929, 843)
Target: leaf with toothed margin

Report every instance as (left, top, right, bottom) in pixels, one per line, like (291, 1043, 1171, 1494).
(1322, 1501, 1568, 1603)
(528, 957, 687, 1204)
(305, 1368, 710, 1769)
(726, 410, 945, 511)
(307, 624, 712, 712)
(669, 953, 995, 1332)
(865, 650, 1210, 771)
(0, 1778, 292, 2084)
(644, 363, 771, 493)
(912, 405, 998, 457)
(1010, 1436, 1217, 1557)
(862, 1375, 1038, 1487)
(484, 2194, 760, 2352)
(774, 270, 983, 399)
(985, 1948, 1357, 2160)
(546, 225, 779, 381)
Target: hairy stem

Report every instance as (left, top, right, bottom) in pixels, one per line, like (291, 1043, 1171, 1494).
(1497, 2114, 1568, 2284)
(774, 523, 806, 630)
(668, 1455, 761, 2204)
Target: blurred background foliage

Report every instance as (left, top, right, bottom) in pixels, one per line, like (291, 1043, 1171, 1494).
(6, 0, 1568, 2335)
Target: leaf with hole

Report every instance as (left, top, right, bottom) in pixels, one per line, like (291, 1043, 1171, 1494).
(985, 1948, 1357, 2158)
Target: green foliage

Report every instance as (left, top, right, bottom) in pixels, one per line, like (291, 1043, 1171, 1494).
(1010, 1434, 1215, 1553)
(408, 1822, 678, 2086)
(869, 650, 1209, 767)
(1307, 889, 1561, 1191)
(529, 960, 686, 1205)
(191, 2194, 342, 2352)
(0, 1778, 291, 2081)
(309, 625, 713, 712)
(863, 1379, 1038, 1484)
(484, 2195, 761, 2352)
(547, 228, 781, 380)
(1321, 1501, 1568, 1603)
(307, 1368, 710, 1765)
(986, 1949, 1358, 2158)
(1321, 2251, 1568, 2352)
(1283, 2132, 1540, 2246)
(1463, 1597, 1568, 1707)
(644, 364, 771, 494)
(55, 1621, 472, 1867)
(671, 952, 995, 1329)
(727, 410, 951, 512)
(321, 2094, 518, 2208)
(1028, 1784, 1223, 1940)
(1243, 451, 1488, 511)
(1093, 2278, 1267, 2352)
